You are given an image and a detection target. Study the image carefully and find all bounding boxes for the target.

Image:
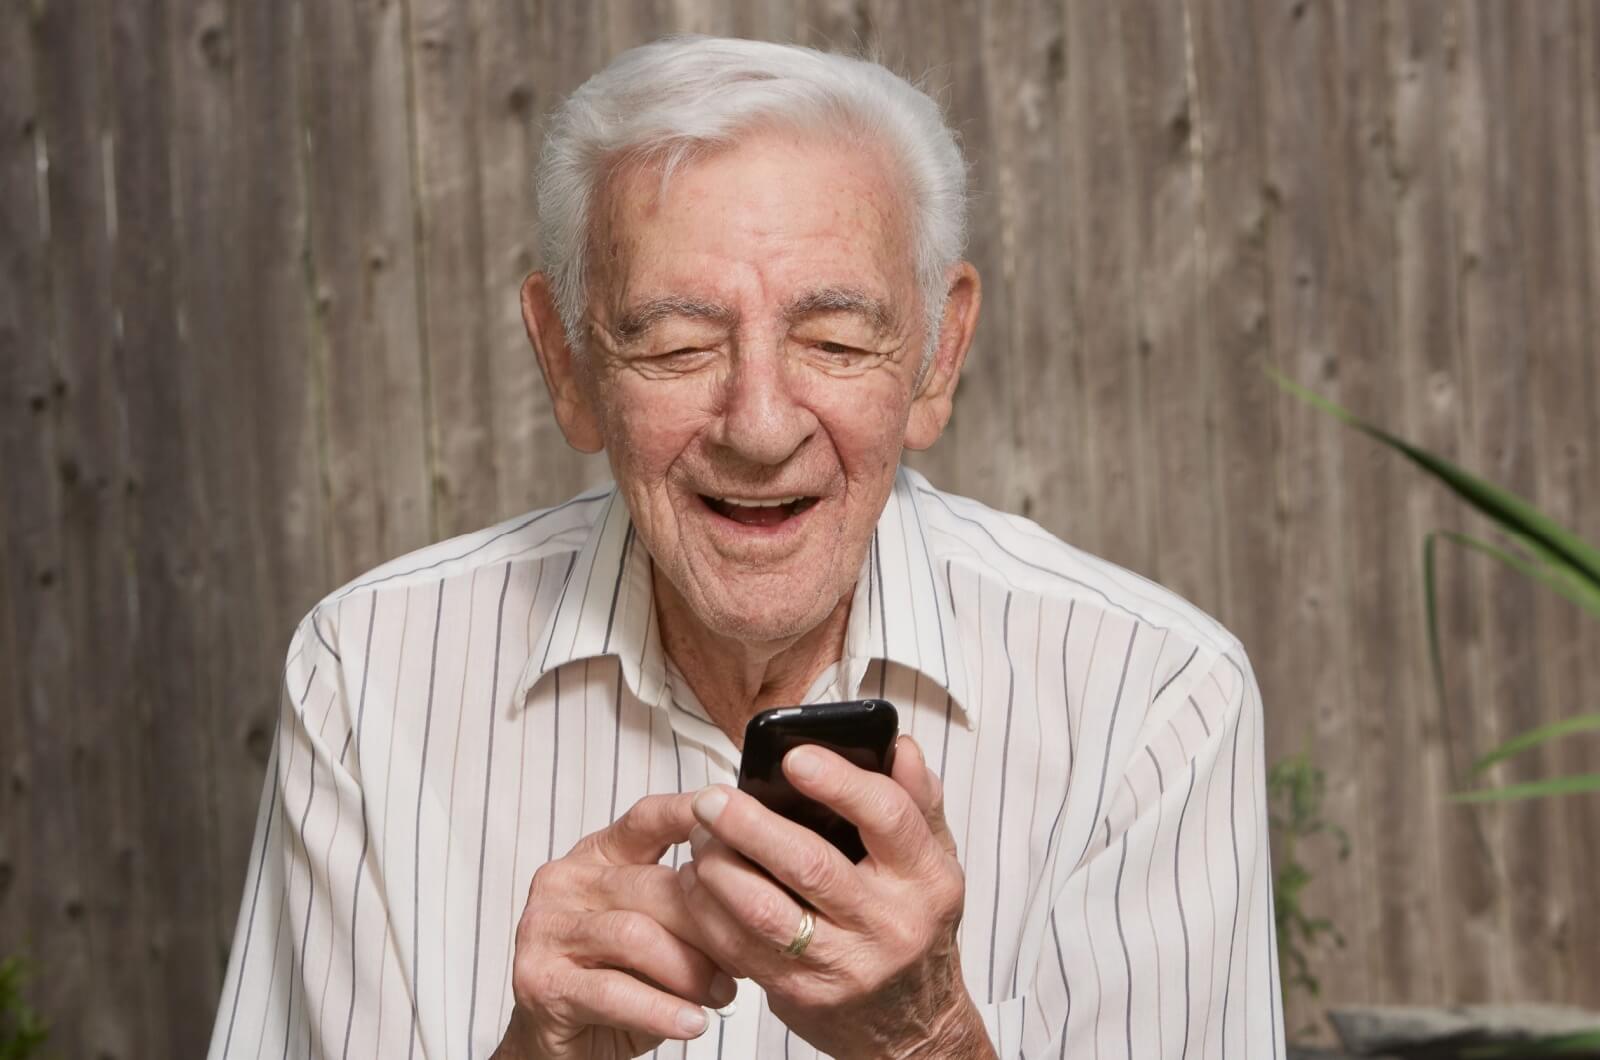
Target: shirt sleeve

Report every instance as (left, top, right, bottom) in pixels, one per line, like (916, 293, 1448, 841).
(207, 602, 416, 1059)
(1017, 642, 1286, 1058)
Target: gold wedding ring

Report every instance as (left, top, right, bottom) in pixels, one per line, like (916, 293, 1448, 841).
(782, 907, 817, 958)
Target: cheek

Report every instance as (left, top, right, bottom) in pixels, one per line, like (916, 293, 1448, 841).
(600, 378, 714, 479)
(804, 374, 913, 474)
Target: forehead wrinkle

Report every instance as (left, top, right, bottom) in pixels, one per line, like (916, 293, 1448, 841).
(611, 295, 736, 342)
(783, 285, 899, 334)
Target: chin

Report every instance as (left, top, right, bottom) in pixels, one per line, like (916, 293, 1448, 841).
(693, 591, 834, 645)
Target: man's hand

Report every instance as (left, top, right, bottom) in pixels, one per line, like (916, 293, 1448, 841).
(678, 735, 996, 1060)
(493, 793, 738, 1060)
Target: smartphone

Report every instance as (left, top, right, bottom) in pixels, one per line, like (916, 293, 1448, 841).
(736, 700, 899, 863)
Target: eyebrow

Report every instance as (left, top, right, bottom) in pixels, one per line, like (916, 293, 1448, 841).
(783, 286, 898, 333)
(611, 296, 735, 342)
(608, 285, 898, 343)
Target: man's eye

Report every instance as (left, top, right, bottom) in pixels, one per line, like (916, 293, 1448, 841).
(814, 341, 861, 356)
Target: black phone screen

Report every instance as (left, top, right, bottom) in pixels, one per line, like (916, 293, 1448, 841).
(735, 700, 898, 863)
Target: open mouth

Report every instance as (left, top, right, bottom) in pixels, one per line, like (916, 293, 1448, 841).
(699, 494, 820, 528)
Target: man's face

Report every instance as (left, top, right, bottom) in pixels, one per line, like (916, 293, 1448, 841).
(568, 125, 939, 644)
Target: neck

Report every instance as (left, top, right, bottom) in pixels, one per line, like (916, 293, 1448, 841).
(651, 565, 852, 748)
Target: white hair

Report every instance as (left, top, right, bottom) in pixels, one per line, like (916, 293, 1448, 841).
(535, 35, 970, 366)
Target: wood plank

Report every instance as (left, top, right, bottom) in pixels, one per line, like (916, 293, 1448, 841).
(1252, 0, 1376, 1024)
(0, 0, 41, 958)
(104, 0, 221, 1054)
(160, 11, 253, 1041)
(1510, 0, 1593, 1005)
(473, 0, 608, 516)
(405, 0, 500, 535)
(1322, 0, 1437, 1011)
(300, 0, 434, 583)
(1183, 4, 1326, 1019)
(1451, 0, 1552, 1005)
(1117, 0, 1220, 616)
(881, 0, 1045, 519)
(28, 1, 154, 1054)
(0, 4, 96, 1053)
(873, 0, 1027, 517)
(1052, 0, 1155, 569)
(1386, 0, 1503, 1009)
(106, 0, 291, 1051)
(1570, 0, 1600, 1007)
(1185, 0, 1279, 732)
(164, 2, 331, 1050)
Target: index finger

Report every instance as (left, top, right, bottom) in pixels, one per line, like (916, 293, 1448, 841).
(781, 743, 937, 874)
(890, 735, 957, 858)
(578, 793, 698, 866)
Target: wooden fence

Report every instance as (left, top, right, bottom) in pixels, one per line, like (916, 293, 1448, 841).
(2, 1, 1597, 1055)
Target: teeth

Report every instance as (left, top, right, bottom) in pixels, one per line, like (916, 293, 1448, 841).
(716, 495, 805, 508)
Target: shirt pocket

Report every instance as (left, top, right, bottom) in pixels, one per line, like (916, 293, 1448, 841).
(976, 991, 1031, 1058)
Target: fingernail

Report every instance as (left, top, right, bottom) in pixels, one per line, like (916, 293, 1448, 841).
(692, 786, 728, 824)
(678, 1006, 709, 1037)
(688, 824, 710, 853)
(678, 862, 696, 892)
(710, 972, 737, 1007)
(786, 746, 820, 780)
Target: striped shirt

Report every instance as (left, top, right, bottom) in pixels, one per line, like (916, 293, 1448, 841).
(207, 465, 1285, 1059)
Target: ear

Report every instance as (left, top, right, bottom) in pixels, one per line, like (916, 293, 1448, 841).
(521, 271, 604, 454)
(904, 262, 981, 451)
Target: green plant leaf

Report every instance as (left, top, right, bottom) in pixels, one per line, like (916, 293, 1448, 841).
(1473, 713, 1600, 776)
(1451, 773, 1600, 803)
(1434, 529, 1600, 619)
(1270, 370, 1600, 587)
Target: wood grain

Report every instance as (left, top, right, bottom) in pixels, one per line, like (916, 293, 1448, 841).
(301, 0, 435, 581)
(0, 2, 95, 1055)
(1386, 0, 1497, 1008)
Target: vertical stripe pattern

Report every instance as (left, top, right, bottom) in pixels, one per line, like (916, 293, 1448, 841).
(207, 467, 1283, 1058)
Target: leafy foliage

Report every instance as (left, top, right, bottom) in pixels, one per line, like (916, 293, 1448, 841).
(1272, 370, 1600, 802)
(0, 958, 48, 1060)
(1268, 749, 1349, 1030)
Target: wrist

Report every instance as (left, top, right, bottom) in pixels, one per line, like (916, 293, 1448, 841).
(888, 996, 995, 1060)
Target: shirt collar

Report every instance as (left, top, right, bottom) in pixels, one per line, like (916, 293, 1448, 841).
(512, 467, 975, 728)
(513, 490, 670, 712)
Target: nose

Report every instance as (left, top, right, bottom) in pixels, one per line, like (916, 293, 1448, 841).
(709, 348, 817, 466)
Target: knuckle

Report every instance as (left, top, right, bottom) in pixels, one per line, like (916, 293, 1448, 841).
(529, 859, 570, 898)
(608, 910, 655, 952)
(515, 957, 565, 1010)
(748, 889, 793, 939)
(933, 863, 966, 916)
(625, 792, 674, 832)
(616, 797, 650, 834)
(880, 789, 923, 843)
(791, 843, 837, 894)
(900, 916, 936, 958)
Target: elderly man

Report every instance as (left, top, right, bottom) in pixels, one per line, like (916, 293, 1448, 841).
(208, 36, 1281, 1060)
